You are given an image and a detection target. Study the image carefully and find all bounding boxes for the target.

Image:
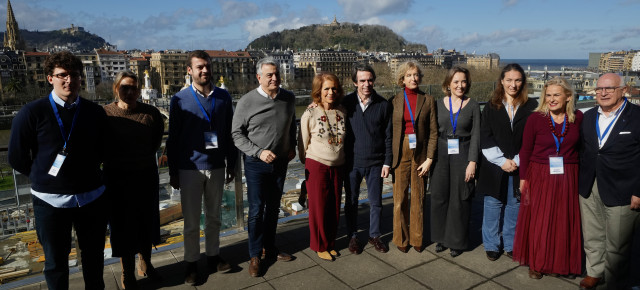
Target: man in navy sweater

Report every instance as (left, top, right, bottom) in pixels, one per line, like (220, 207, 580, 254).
(9, 51, 108, 289)
(343, 64, 393, 254)
(166, 50, 237, 285)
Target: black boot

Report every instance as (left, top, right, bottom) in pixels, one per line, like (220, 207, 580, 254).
(121, 256, 138, 289)
(138, 249, 162, 282)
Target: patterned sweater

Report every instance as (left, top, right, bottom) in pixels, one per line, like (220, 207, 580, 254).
(298, 106, 347, 166)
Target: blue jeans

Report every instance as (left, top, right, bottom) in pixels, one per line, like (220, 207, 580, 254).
(33, 194, 108, 290)
(482, 176, 519, 252)
(244, 155, 287, 258)
(344, 165, 383, 238)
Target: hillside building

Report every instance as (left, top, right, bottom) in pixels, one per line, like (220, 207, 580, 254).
(24, 51, 49, 97)
(466, 53, 500, 70)
(0, 50, 26, 101)
(293, 49, 357, 85)
(631, 52, 640, 72)
(388, 53, 437, 78)
(129, 55, 151, 87)
(206, 50, 257, 92)
(75, 51, 102, 99)
(149, 50, 188, 97)
(95, 48, 128, 81)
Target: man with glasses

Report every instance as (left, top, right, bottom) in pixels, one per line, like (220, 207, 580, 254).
(166, 50, 236, 285)
(578, 73, 640, 289)
(9, 51, 108, 289)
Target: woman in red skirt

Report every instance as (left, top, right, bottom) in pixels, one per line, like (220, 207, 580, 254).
(513, 77, 583, 279)
(298, 73, 346, 261)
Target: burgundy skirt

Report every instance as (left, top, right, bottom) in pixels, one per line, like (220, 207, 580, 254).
(512, 161, 582, 275)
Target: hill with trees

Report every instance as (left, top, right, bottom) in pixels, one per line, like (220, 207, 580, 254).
(247, 23, 427, 52)
(0, 29, 109, 51)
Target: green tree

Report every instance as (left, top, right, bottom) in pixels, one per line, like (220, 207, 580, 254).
(4, 77, 24, 98)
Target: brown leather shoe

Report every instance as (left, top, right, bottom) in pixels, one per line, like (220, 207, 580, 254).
(349, 237, 361, 254)
(579, 276, 601, 289)
(248, 257, 260, 277)
(528, 268, 542, 279)
(207, 255, 232, 272)
(276, 251, 293, 262)
(397, 246, 409, 253)
(262, 248, 294, 262)
(368, 237, 388, 253)
(184, 262, 198, 286)
(413, 245, 423, 253)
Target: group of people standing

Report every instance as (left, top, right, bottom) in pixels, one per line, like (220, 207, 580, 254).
(7, 50, 639, 290)
(298, 61, 639, 289)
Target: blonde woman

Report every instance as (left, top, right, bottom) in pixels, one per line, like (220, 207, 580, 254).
(104, 71, 164, 288)
(390, 61, 437, 253)
(513, 77, 583, 279)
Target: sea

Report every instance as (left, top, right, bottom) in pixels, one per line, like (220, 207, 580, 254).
(501, 59, 589, 71)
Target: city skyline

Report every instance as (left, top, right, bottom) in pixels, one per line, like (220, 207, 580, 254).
(2, 0, 639, 59)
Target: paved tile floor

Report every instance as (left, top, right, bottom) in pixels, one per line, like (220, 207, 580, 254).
(7, 192, 640, 289)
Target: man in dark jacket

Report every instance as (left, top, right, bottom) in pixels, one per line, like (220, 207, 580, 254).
(578, 73, 640, 289)
(166, 50, 237, 285)
(9, 51, 108, 290)
(343, 64, 392, 254)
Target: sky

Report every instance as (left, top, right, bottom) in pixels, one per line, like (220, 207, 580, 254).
(3, 0, 640, 59)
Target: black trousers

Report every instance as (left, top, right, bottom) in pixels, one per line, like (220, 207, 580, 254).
(33, 193, 108, 290)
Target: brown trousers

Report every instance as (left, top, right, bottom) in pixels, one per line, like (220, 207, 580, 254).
(392, 135, 425, 247)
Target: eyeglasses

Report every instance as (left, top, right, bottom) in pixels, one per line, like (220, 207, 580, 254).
(594, 86, 621, 94)
(51, 72, 82, 80)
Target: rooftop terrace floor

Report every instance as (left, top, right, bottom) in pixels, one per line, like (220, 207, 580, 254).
(6, 192, 640, 290)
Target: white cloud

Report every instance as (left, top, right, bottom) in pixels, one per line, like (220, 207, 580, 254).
(193, 1, 259, 29)
(503, 0, 518, 7)
(454, 29, 550, 47)
(387, 19, 413, 33)
(337, 0, 412, 20)
(243, 17, 310, 40)
(242, 6, 325, 41)
(409, 25, 447, 49)
(610, 27, 640, 42)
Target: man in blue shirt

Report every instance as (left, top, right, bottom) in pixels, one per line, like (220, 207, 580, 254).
(166, 50, 237, 285)
(9, 51, 108, 290)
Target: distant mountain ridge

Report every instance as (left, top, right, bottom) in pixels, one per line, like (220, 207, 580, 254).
(0, 29, 109, 51)
(247, 23, 427, 52)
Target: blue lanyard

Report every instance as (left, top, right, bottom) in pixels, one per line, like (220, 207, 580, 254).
(190, 85, 216, 127)
(596, 98, 627, 146)
(49, 93, 80, 152)
(403, 90, 416, 133)
(448, 96, 464, 136)
(550, 114, 567, 153)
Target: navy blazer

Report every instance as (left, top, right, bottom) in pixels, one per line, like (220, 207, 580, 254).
(579, 101, 640, 206)
(342, 91, 393, 168)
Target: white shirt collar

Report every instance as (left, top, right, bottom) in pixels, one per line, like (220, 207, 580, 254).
(191, 83, 216, 98)
(51, 90, 79, 108)
(257, 86, 279, 99)
(597, 100, 626, 118)
(358, 93, 371, 111)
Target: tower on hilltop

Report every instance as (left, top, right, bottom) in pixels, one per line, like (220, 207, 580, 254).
(3, 0, 25, 50)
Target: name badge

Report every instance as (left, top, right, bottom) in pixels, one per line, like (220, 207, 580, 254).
(448, 139, 460, 154)
(549, 156, 564, 175)
(408, 133, 417, 149)
(48, 152, 67, 177)
(204, 131, 219, 149)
